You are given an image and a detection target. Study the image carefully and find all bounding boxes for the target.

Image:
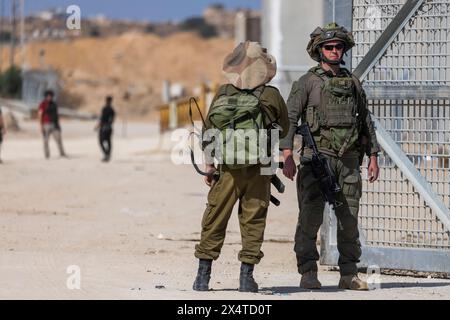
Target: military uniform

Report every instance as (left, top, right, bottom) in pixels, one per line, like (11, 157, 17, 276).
(279, 23, 380, 280)
(193, 41, 289, 292)
(195, 84, 290, 265)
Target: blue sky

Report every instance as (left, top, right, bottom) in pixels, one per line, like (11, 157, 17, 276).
(21, 0, 261, 22)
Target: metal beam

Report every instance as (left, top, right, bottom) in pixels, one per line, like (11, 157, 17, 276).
(364, 85, 450, 100)
(353, 0, 425, 81)
(322, 243, 450, 273)
(321, 204, 450, 273)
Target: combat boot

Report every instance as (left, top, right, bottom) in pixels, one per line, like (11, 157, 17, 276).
(239, 262, 258, 293)
(193, 259, 212, 291)
(300, 271, 322, 289)
(338, 274, 369, 290)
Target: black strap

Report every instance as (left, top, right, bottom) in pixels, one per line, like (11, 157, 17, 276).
(188, 97, 212, 177)
(188, 97, 206, 128)
(251, 85, 266, 100)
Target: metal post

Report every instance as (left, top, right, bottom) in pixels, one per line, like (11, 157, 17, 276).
(235, 11, 246, 45)
(324, 0, 353, 68)
(19, 0, 25, 72)
(168, 101, 177, 130)
(10, 0, 17, 67)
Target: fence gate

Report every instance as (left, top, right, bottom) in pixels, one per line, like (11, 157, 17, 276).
(320, 0, 450, 273)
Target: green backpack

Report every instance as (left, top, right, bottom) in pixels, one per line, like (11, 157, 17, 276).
(207, 85, 266, 169)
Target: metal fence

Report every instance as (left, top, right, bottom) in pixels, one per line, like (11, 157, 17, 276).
(362, 99, 450, 249)
(352, 0, 450, 86)
(321, 0, 450, 273)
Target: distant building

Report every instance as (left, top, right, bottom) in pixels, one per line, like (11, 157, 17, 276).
(203, 4, 235, 38)
(235, 10, 261, 44)
(33, 7, 66, 21)
(262, 0, 347, 97)
(203, 4, 261, 41)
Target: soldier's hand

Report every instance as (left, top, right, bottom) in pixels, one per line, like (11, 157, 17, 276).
(368, 155, 379, 183)
(204, 164, 217, 187)
(283, 151, 297, 181)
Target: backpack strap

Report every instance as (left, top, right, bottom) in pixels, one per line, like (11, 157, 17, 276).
(351, 74, 365, 129)
(308, 65, 329, 82)
(251, 85, 266, 100)
(188, 97, 211, 177)
(252, 85, 279, 127)
(217, 84, 229, 98)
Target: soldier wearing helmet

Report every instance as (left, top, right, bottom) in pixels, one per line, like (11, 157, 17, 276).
(280, 23, 380, 290)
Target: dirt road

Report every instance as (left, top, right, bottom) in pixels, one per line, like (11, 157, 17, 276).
(0, 119, 449, 299)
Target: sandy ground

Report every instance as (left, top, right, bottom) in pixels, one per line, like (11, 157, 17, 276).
(0, 118, 449, 300)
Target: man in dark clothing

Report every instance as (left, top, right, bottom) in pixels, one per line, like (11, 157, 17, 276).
(96, 96, 116, 162)
(38, 90, 66, 159)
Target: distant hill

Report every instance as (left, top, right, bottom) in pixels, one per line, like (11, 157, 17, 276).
(1, 31, 235, 119)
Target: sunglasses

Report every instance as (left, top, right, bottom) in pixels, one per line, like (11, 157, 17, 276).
(322, 43, 345, 51)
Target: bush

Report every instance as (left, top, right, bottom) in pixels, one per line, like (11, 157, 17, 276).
(180, 17, 218, 38)
(0, 31, 12, 43)
(0, 65, 22, 98)
(89, 26, 101, 37)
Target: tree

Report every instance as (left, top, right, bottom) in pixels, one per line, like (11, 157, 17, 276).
(180, 17, 218, 38)
(0, 65, 22, 98)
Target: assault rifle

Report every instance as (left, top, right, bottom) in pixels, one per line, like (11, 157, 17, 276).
(296, 123, 342, 209)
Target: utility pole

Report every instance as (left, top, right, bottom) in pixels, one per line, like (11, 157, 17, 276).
(0, 0, 4, 72)
(19, 0, 25, 72)
(10, 0, 17, 68)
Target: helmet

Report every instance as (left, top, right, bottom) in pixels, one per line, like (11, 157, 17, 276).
(307, 22, 355, 64)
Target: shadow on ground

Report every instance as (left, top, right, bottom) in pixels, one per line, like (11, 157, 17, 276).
(261, 281, 450, 294)
(261, 286, 346, 294)
(381, 282, 450, 289)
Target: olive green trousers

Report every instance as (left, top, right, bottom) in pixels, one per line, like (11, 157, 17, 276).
(195, 165, 271, 264)
(295, 155, 362, 276)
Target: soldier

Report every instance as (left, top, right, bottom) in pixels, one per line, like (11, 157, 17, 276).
(193, 41, 289, 292)
(280, 23, 380, 290)
(38, 90, 67, 159)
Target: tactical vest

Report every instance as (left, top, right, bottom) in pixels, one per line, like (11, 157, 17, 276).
(304, 66, 362, 157)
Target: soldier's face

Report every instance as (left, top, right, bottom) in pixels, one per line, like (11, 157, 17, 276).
(321, 41, 344, 62)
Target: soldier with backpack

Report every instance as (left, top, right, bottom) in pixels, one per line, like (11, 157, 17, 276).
(280, 23, 380, 290)
(193, 41, 289, 293)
